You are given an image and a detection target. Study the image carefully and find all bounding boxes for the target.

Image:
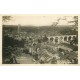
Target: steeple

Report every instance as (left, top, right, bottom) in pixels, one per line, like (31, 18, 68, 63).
(18, 24, 20, 33)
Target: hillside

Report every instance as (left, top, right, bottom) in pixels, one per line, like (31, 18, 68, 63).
(3, 25, 78, 36)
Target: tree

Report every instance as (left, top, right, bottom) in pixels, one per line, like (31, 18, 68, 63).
(2, 16, 11, 21)
(2, 16, 12, 24)
(38, 39, 41, 43)
(42, 35, 48, 43)
(73, 16, 78, 27)
(68, 16, 78, 27)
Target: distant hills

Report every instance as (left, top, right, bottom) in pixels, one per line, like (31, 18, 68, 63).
(3, 25, 78, 36)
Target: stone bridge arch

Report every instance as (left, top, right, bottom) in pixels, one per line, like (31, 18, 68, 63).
(48, 35, 77, 44)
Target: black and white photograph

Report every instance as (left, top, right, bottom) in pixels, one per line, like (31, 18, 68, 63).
(2, 15, 78, 64)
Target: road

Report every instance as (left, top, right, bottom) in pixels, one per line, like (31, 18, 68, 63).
(16, 53, 38, 64)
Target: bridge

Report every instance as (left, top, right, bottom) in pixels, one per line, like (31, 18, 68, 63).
(48, 35, 77, 44)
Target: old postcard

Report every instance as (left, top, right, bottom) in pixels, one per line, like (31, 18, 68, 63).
(0, 14, 79, 65)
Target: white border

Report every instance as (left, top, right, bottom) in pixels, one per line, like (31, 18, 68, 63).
(0, 0, 80, 80)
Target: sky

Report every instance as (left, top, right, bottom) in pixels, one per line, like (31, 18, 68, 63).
(3, 15, 75, 26)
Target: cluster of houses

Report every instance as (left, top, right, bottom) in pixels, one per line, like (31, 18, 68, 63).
(4, 29, 78, 64)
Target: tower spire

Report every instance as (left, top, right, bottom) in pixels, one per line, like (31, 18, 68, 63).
(18, 24, 20, 33)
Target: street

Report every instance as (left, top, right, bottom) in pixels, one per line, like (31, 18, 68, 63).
(16, 53, 38, 64)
